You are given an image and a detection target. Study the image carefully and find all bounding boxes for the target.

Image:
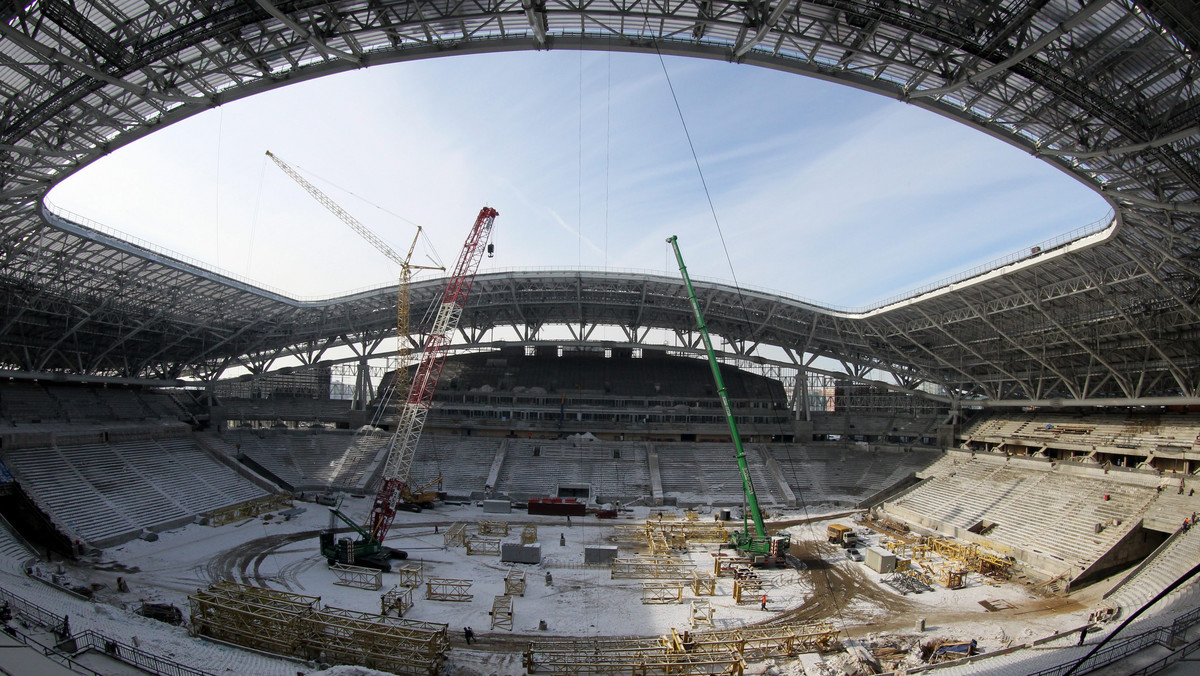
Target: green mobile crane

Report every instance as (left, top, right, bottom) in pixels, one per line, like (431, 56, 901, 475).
(667, 235, 790, 566)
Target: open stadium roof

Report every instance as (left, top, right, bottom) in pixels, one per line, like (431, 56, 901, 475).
(0, 0, 1197, 404)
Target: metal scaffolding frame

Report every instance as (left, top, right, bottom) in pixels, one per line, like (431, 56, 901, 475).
(478, 521, 510, 536)
(641, 582, 685, 604)
(611, 558, 694, 580)
(521, 525, 538, 544)
(380, 585, 414, 617)
(330, 563, 383, 591)
(505, 568, 527, 597)
(690, 601, 715, 630)
(490, 595, 514, 630)
(0, 0, 1197, 407)
(425, 578, 472, 602)
(395, 563, 424, 589)
(187, 582, 448, 675)
(444, 523, 467, 548)
(203, 494, 293, 527)
(466, 536, 501, 556)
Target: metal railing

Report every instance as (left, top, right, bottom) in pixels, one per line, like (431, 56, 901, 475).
(73, 630, 214, 676)
(1023, 603, 1200, 676)
(0, 584, 215, 676)
(0, 625, 107, 676)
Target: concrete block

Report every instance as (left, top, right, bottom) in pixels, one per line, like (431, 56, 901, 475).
(483, 500, 512, 514)
(501, 543, 541, 564)
(584, 546, 619, 564)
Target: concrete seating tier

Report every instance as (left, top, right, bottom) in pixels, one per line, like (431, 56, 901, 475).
(960, 411, 1200, 455)
(654, 442, 783, 507)
(45, 387, 115, 422)
(766, 444, 942, 505)
(409, 436, 501, 496)
(221, 430, 390, 490)
(2, 438, 269, 545)
(139, 392, 186, 419)
(1108, 525, 1200, 613)
(0, 382, 64, 423)
(887, 452, 1159, 577)
(0, 520, 35, 574)
(495, 439, 600, 500)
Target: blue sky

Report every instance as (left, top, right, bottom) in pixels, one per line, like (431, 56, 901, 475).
(48, 50, 1111, 308)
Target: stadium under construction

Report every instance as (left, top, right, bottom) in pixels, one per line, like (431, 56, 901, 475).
(0, 0, 1199, 675)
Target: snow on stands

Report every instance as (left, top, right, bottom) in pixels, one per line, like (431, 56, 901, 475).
(882, 450, 1159, 580)
(3, 438, 268, 546)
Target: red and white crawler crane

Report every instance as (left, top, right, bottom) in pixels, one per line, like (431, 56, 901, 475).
(364, 206, 498, 547)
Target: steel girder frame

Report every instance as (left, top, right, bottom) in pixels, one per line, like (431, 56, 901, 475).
(188, 583, 320, 655)
(301, 606, 449, 676)
(0, 0, 1196, 404)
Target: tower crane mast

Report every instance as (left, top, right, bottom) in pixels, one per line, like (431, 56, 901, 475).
(264, 150, 442, 416)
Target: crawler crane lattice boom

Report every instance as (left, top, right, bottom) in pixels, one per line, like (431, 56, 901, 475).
(366, 206, 499, 546)
(666, 235, 790, 566)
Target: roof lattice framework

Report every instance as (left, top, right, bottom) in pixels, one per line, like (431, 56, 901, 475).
(0, 0, 1198, 404)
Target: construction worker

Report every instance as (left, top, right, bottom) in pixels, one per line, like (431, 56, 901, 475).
(760, 595, 768, 611)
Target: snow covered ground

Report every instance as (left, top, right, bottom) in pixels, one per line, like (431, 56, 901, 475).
(0, 498, 1164, 675)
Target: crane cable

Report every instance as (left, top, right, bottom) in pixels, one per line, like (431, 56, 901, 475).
(657, 42, 854, 639)
(652, 42, 758, 338)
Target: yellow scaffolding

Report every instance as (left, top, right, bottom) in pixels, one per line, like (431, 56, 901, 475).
(732, 579, 766, 605)
(380, 585, 414, 617)
(505, 568, 527, 597)
(300, 605, 449, 676)
(425, 578, 473, 602)
(691, 571, 717, 596)
(203, 494, 293, 527)
(330, 563, 383, 591)
(444, 523, 467, 547)
(189, 581, 449, 675)
(395, 563, 423, 588)
(189, 582, 317, 655)
(611, 557, 694, 579)
(521, 525, 538, 544)
(669, 623, 840, 659)
(479, 521, 510, 536)
(712, 554, 752, 577)
(689, 601, 715, 630)
(641, 581, 685, 604)
(466, 536, 501, 556)
(524, 647, 744, 675)
(490, 594, 514, 630)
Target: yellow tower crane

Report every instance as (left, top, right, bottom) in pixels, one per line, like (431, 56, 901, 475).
(265, 150, 443, 415)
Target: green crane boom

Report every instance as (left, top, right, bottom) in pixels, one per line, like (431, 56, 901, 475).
(667, 235, 789, 565)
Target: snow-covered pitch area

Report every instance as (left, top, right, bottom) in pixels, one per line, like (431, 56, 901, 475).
(4, 498, 1110, 675)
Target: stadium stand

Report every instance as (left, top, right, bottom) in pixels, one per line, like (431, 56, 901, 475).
(1106, 525, 1200, 615)
(409, 435, 504, 498)
(213, 430, 388, 492)
(767, 444, 942, 507)
(2, 438, 268, 546)
(881, 450, 1165, 585)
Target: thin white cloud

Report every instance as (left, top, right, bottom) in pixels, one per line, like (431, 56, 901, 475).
(47, 50, 1108, 305)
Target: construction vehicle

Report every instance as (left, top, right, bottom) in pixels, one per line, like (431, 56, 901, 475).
(265, 154, 496, 568)
(666, 235, 790, 566)
(365, 205, 497, 539)
(827, 523, 857, 547)
(318, 496, 407, 570)
(318, 205, 496, 570)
